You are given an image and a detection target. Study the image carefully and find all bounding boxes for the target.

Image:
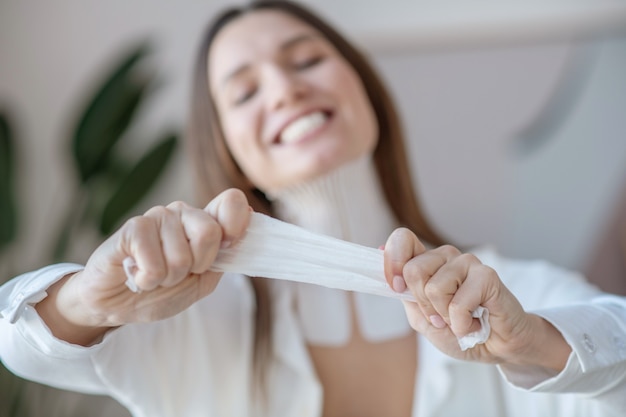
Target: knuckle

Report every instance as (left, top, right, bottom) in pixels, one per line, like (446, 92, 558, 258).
(196, 221, 223, 246)
(458, 252, 480, 265)
(477, 264, 498, 282)
(124, 215, 152, 234)
(167, 200, 189, 211)
(139, 267, 165, 288)
(447, 298, 464, 315)
(168, 252, 193, 272)
(144, 205, 168, 217)
(423, 281, 441, 299)
(403, 261, 428, 284)
(439, 244, 461, 257)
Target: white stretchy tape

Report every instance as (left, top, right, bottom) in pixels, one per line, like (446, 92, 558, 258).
(123, 212, 490, 350)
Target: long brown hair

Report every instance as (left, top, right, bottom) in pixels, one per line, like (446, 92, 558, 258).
(187, 0, 447, 387)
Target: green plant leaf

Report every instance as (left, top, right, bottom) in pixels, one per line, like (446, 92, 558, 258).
(71, 42, 152, 182)
(0, 111, 17, 251)
(99, 133, 177, 235)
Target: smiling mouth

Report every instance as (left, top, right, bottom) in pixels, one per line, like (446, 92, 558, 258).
(279, 111, 329, 145)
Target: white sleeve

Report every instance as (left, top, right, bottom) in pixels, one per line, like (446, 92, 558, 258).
(499, 296, 626, 413)
(0, 264, 112, 394)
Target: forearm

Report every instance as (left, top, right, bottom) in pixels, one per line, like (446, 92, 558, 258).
(35, 273, 113, 346)
(499, 298, 626, 402)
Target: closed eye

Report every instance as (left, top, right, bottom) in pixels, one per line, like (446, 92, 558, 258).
(293, 55, 324, 71)
(233, 87, 257, 106)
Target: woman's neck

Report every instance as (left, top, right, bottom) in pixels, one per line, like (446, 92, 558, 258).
(267, 155, 397, 248)
(265, 155, 412, 346)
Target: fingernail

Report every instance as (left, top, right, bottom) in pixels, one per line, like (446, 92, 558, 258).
(392, 275, 406, 293)
(429, 315, 447, 329)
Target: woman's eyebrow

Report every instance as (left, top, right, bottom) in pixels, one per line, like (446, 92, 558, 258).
(221, 64, 251, 88)
(279, 33, 321, 51)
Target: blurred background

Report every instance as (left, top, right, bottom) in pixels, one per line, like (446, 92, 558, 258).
(1, 1, 625, 416)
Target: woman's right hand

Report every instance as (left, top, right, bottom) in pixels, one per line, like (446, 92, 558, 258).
(36, 188, 251, 345)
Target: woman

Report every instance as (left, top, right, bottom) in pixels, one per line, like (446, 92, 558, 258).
(1, 1, 625, 416)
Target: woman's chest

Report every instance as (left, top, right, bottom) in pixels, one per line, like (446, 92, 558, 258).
(308, 331, 418, 417)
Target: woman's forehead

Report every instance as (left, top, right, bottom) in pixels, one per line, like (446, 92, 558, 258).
(208, 10, 322, 85)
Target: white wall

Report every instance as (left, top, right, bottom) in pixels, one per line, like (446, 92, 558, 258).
(376, 38, 626, 273)
(1, 1, 625, 285)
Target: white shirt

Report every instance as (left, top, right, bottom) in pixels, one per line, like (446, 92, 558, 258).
(2, 157, 626, 416)
(1, 252, 626, 417)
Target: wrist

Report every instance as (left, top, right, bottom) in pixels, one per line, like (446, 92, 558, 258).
(36, 272, 112, 346)
(506, 314, 571, 372)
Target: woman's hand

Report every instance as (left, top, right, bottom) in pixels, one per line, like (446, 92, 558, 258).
(36, 188, 251, 345)
(383, 228, 571, 371)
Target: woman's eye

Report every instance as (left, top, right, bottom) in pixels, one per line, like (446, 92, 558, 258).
(233, 87, 257, 106)
(294, 55, 324, 70)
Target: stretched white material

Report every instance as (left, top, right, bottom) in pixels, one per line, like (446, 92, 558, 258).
(213, 213, 412, 300)
(123, 212, 490, 350)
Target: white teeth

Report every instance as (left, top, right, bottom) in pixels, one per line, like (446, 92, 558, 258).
(280, 111, 327, 144)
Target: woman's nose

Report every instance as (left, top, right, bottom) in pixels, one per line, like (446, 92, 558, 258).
(264, 66, 309, 110)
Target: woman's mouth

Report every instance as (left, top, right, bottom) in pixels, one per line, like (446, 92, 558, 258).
(279, 111, 329, 145)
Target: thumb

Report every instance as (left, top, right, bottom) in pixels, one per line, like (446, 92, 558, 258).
(383, 228, 426, 292)
(204, 188, 251, 246)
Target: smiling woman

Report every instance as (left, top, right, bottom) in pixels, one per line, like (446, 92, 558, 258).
(1, 1, 626, 417)
(207, 10, 378, 192)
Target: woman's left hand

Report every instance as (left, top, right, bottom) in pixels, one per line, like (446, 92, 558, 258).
(383, 228, 571, 370)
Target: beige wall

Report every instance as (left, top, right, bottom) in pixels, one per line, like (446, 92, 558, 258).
(375, 38, 626, 295)
(1, 2, 626, 416)
(1, 1, 625, 281)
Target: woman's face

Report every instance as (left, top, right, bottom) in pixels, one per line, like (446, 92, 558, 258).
(208, 10, 378, 193)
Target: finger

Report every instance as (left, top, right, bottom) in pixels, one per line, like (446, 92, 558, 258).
(448, 263, 499, 337)
(402, 251, 449, 328)
(401, 299, 458, 347)
(143, 204, 193, 288)
(168, 202, 223, 274)
(120, 216, 167, 292)
(403, 245, 462, 328)
(205, 188, 251, 247)
(423, 252, 475, 325)
(130, 270, 223, 322)
(403, 300, 470, 357)
(383, 228, 426, 293)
